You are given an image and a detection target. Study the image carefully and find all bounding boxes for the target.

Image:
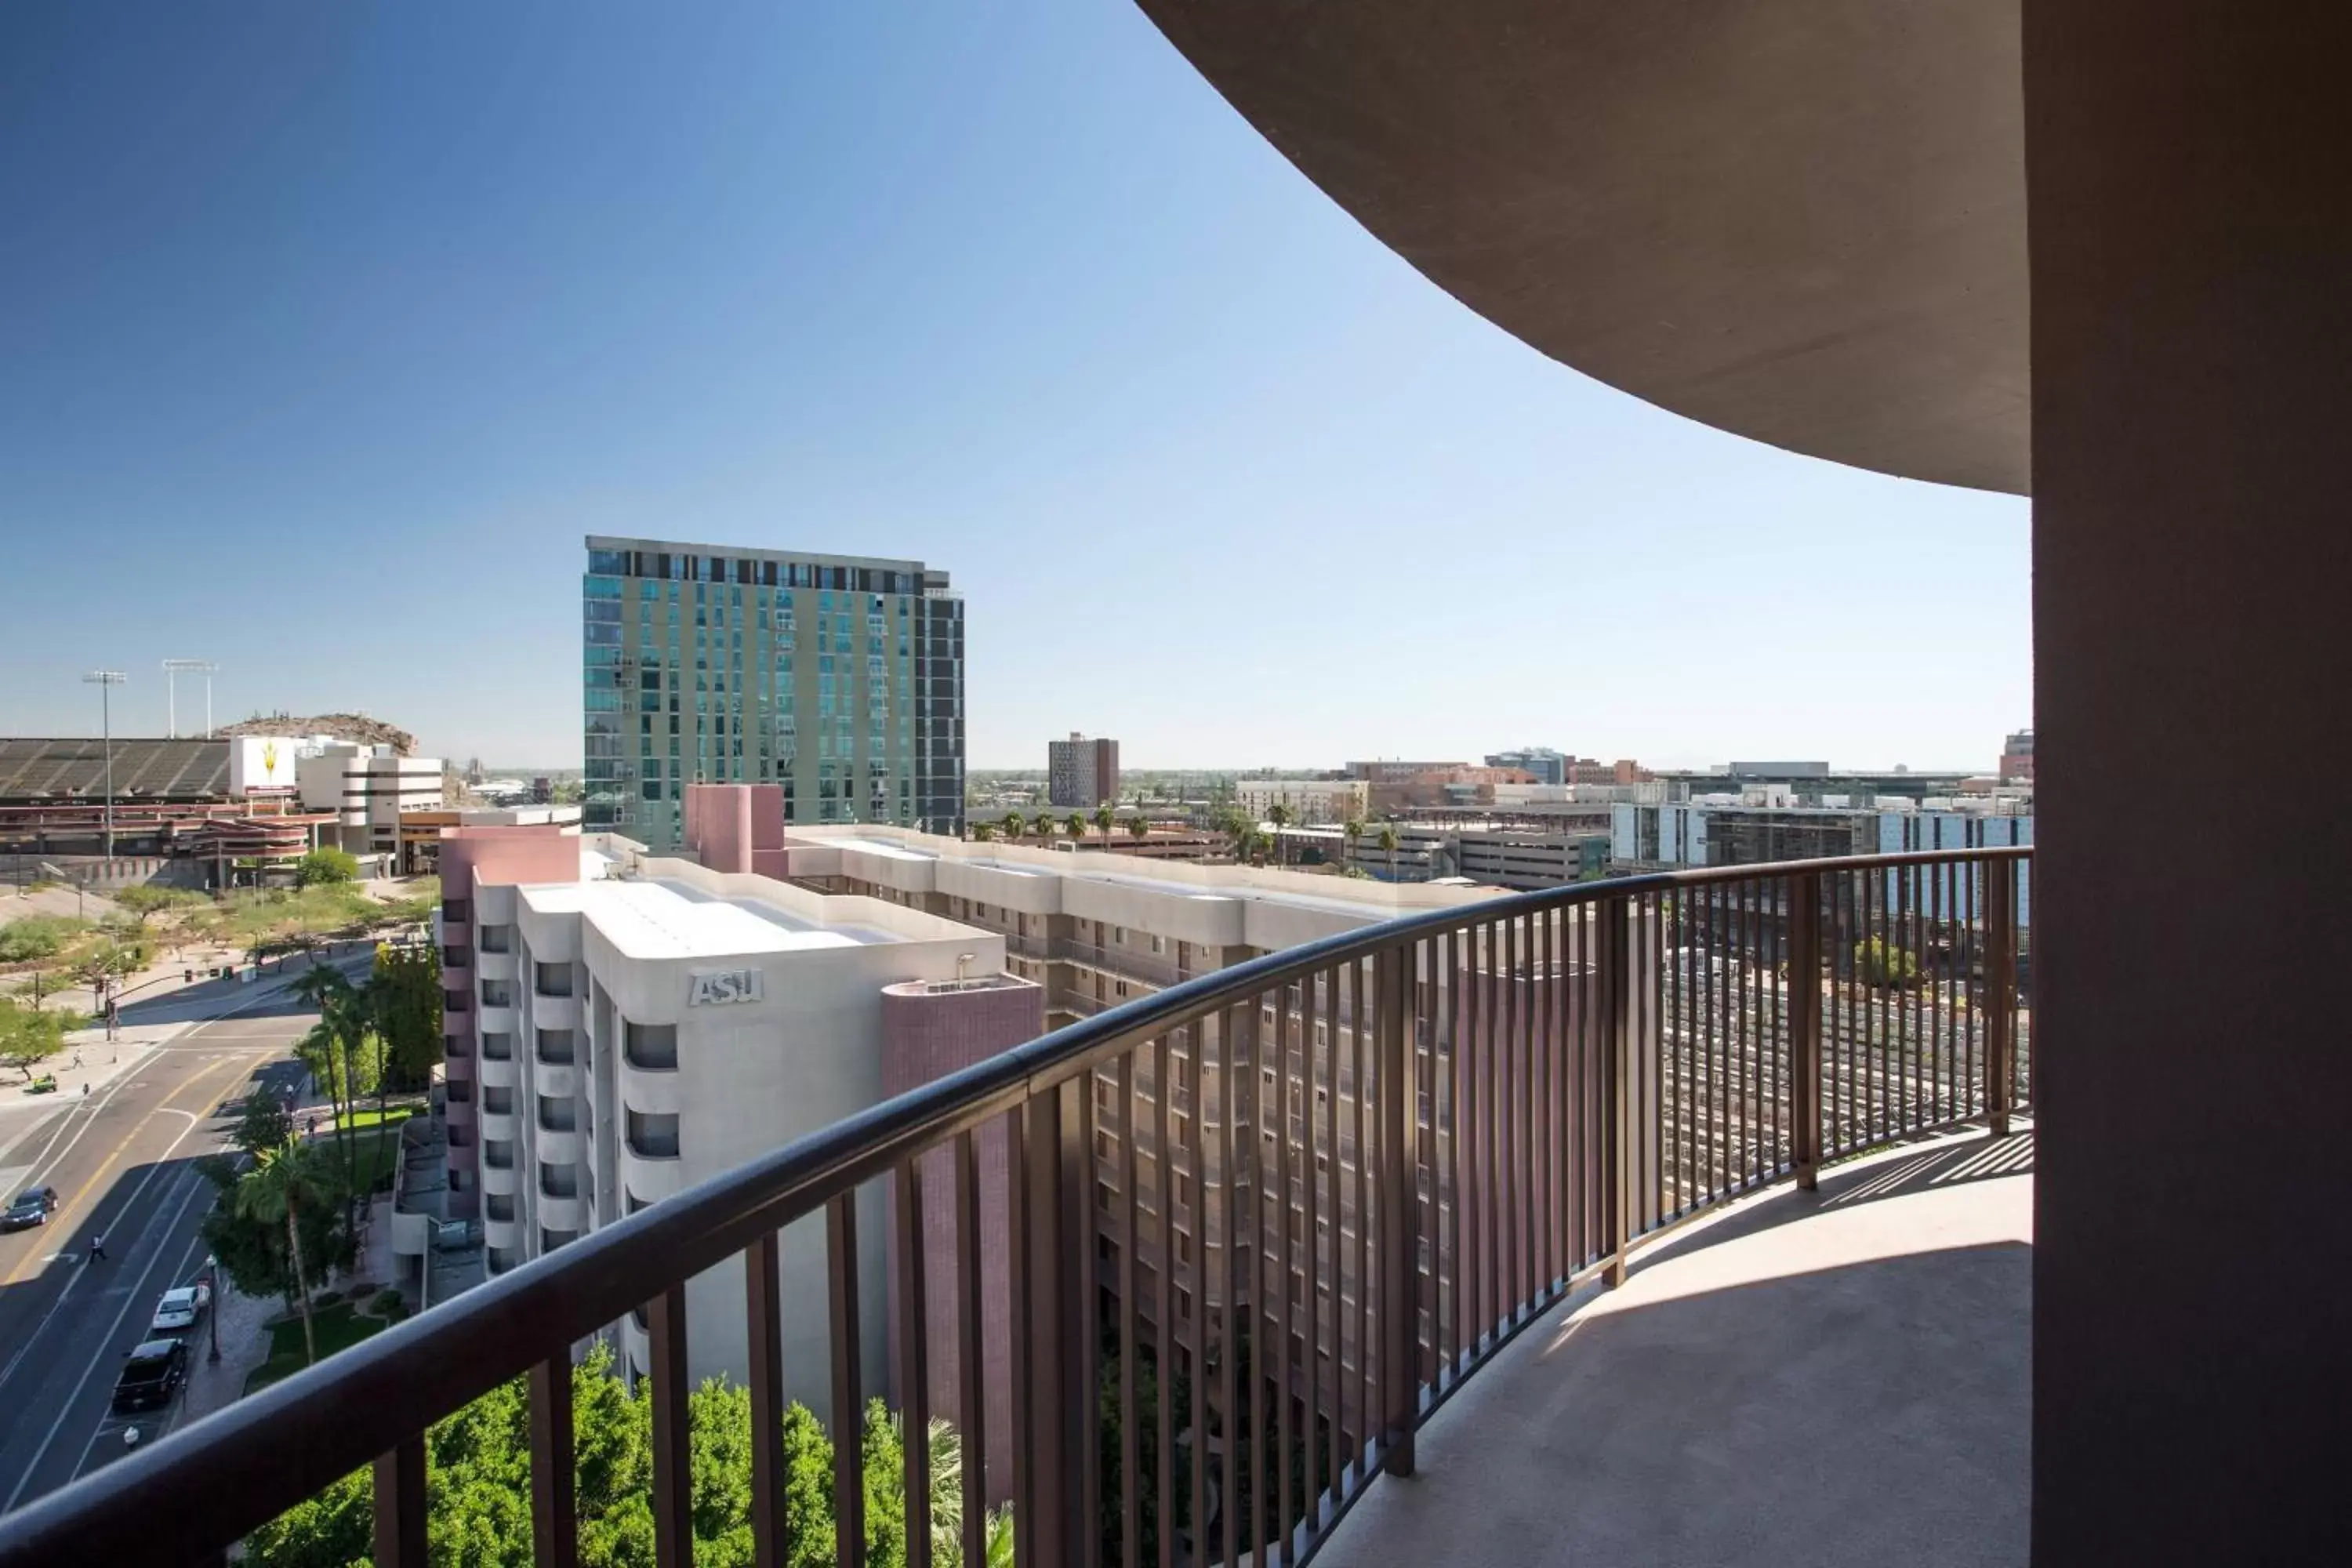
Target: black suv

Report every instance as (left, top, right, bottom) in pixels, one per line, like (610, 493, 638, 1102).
(111, 1339, 190, 1414)
(1, 1187, 60, 1232)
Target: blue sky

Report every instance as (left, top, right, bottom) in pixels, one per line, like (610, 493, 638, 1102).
(0, 2, 2029, 773)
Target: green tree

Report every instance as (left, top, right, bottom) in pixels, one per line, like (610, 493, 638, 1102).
(294, 846, 361, 888)
(370, 942, 444, 1091)
(1377, 822, 1400, 882)
(1342, 817, 1365, 872)
(1093, 804, 1114, 843)
(1126, 815, 1149, 840)
(196, 1147, 355, 1318)
(1001, 811, 1025, 846)
(236, 1141, 336, 1364)
(0, 916, 72, 964)
(1265, 804, 1293, 867)
(230, 1089, 295, 1156)
(970, 820, 996, 843)
(1856, 935, 1919, 989)
(243, 1348, 1000, 1568)
(1065, 811, 1089, 844)
(0, 997, 78, 1081)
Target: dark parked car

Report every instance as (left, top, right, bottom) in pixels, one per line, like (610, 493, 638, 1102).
(111, 1339, 189, 1414)
(2, 1187, 60, 1232)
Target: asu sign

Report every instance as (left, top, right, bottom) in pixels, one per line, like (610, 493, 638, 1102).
(688, 968, 763, 1007)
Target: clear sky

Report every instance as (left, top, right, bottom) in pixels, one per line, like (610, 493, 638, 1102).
(0, 2, 2029, 775)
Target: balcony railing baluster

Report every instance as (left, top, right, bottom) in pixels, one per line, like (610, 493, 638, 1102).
(0, 848, 2031, 1568)
(746, 1230, 786, 1568)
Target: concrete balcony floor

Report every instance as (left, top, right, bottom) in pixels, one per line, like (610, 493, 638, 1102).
(1320, 1123, 2034, 1568)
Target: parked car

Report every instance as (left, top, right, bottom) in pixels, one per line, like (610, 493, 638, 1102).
(148, 1282, 212, 1334)
(1, 1187, 60, 1232)
(111, 1339, 190, 1414)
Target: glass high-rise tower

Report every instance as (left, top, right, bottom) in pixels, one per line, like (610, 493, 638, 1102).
(583, 536, 964, 850)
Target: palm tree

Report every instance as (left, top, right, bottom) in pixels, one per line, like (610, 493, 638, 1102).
(238, 1139, 332, 1365)
(1126, 815, 1150, 840)
(1343, 817, 1366, 873)
(1266, 803, 1293, 867)
(1065, 811, 1088, 844)
(1093, 804, 1114, 844)
(984, 1507, 1016, 1568)
(1001, 811, 1025, 845)
(971, 820, 996, 843)
(289, 964, 374, 1212)
(1377, 822, 1401, 882)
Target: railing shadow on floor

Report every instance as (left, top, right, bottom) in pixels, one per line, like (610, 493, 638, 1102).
(1627, 1119, 2037, 1279)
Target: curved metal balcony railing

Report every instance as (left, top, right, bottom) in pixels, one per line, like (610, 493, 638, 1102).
(0, 847, 2031, 1568)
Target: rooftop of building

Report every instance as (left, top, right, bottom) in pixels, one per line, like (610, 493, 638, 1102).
(520, 873, 894, 959)
(795, 823, 1501, 921)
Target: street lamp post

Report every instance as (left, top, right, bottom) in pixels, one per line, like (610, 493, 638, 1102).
(82, 671, 125, 869)
(205, 1251, 220, 1363)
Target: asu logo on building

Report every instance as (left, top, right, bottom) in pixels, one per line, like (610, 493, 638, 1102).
(261, 741, 281, 782)
(688, 968, 763, 1007)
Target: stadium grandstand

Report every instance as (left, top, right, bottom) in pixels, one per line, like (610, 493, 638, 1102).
(0, 736, 230, 800)
(0, 736, 331, 874)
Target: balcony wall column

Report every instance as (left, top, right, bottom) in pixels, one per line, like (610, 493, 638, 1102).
(2027, 4, 2352, 1561)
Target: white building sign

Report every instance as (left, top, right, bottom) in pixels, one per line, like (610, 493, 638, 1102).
(688, 968, 764, 1007)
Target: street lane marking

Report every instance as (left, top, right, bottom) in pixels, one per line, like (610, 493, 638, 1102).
(0, 1049, 260, 1389)
(0, 1051, 248, 1290)
(68, 1229, 213, 1482)
(0, 1167, 213, 1513)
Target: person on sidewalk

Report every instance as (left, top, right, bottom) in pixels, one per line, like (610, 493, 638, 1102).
(89, 1233, 107, 1263)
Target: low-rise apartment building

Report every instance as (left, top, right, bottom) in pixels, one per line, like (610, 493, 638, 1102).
(434, 818, 1036, 1448)
(731, 814, 1510, 1445)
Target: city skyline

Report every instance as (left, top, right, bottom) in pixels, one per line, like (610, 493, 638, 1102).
(0, 2, 2029, 773)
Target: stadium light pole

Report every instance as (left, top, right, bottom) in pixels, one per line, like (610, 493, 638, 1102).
(83, 670, 126, 868)
(162, 659, 217, 739)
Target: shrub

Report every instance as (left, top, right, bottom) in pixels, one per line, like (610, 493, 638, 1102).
(293, 848, 361, 889)
(371, 1287, 404, 1317)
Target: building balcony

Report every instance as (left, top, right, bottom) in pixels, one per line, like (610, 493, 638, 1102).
(535, 1188, 584, 1233)
(477, 1003, 516, 1037)
(533, 1058, 580, 1100)
(619, 1142, 684, 1203)
(481, 1212, 518, 1254)
(1316, 1124, 2033, 1568)
(532, 992, 579, 1030)
(477, 1109, 516, 1144)
(0, 847, 2036, 1566)
(477, 1052, 519, 1091)
(618, 1059, 682, 1117)
(475, 948, 517, 985)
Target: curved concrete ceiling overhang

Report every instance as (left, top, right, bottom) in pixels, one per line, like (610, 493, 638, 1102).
(1137, 1, 2029, 495)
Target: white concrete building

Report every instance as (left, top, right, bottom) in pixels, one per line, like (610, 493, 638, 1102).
(446, 842, 1022, 1419)
(296, 742, 444, 856)
(1233, 777, 1370, 825)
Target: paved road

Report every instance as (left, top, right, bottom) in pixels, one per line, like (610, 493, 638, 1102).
(0, 993, 328, 1516)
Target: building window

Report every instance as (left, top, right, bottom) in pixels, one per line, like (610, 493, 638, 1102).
(444, 989, 471, 1014)
(482, 1086, 514, 1116)
(626, 1109, 680, 1159)
(537, 1029, 575, 1065)
(478, 925, 513, 954)
(624, 1022, 679, 1070)
(441, 898, 470, 924)
(481, 1032, 514, 1061)
(539, 1094, 577, 1133)
(480, 979, 514, 1009)
(535, 962, 573, 998)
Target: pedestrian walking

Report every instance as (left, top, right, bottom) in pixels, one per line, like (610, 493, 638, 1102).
(89, 1233, 107, 1263)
